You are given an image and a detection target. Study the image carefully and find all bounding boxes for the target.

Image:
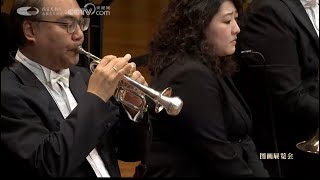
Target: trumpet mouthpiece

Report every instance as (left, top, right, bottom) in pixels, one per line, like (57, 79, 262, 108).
(77, 46, 86, 54)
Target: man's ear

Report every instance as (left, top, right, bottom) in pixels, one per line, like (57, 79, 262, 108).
(22, 20, 37, 43)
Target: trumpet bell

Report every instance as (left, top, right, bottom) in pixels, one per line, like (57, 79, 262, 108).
(155, 88, 172, 113)
(296, 128, 319, 154)
(155, 87, 183, 116)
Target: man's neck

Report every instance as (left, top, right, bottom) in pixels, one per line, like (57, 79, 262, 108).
(19, 46, 60, 72)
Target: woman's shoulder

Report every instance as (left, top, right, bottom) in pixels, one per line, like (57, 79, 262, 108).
(167, 55, 212, 75)
(154, 55, 221, 87)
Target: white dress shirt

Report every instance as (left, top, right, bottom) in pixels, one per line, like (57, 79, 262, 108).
(301, 0, 319, 36)
(15, 50, 132, 177)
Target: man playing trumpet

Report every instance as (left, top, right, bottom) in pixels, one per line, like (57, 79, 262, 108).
(1, 0, 150, 177)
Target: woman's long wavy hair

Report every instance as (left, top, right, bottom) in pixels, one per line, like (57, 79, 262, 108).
(148, 0, 242, 76)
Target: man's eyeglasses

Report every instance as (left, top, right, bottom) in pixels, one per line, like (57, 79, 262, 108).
(35, 18, 90, 34)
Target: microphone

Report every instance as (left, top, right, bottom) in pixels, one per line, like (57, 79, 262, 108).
(240, 50, 253, 53)
(240, 50, 266, 64)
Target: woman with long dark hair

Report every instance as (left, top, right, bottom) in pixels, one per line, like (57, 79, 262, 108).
(143, 0, 269, 177)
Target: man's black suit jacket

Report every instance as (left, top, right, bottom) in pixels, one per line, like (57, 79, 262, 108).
(144, 57, 269, 177)
(235, 0, 319, 177)
(1, 56, 150, 177)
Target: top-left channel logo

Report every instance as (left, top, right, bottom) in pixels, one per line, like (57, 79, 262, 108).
(17, 7, 39, 16)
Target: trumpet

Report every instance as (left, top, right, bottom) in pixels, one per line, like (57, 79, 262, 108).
(78, 46, 183, 116)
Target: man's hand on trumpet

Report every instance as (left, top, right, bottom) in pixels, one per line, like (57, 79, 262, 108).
(87, 54, 133, 102)
(86, 53, 148, 117)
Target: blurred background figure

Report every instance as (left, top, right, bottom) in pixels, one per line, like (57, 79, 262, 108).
(234, 0, 319, 177)
(1, 0, 16, 70)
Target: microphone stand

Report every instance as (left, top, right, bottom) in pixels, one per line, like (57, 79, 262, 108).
(240, 50, 282, 177)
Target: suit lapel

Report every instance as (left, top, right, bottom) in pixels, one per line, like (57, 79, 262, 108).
(282, 0, 319, 50)
(222, 76, 252, 123)
(9, 55, 88, 103)
(9, 59, 44, 89)
(8, 60, 64, 128)
(69, 67, 88, 102)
